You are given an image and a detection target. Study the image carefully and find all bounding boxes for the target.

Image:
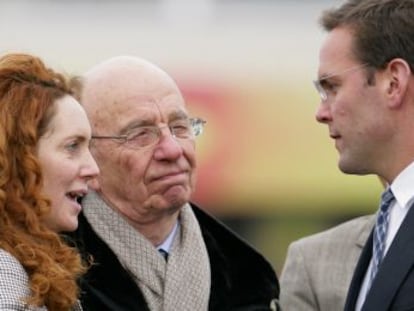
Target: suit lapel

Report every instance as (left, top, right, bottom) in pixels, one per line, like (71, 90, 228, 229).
(362, 203, 414, 310)
(344, 230, 374, 311)
(344, 215, 376, 311)
(356, 216, 375, 248)
(342, 216, 375, 311)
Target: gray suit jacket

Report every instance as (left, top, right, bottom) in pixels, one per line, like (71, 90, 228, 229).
(279, 215, 375, 311)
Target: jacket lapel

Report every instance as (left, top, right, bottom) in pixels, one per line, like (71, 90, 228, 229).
(356, 216, 375, 249)
(344, 215, 375, 311)
(344, 230, 374, 311)
(362, 202, 414, 310)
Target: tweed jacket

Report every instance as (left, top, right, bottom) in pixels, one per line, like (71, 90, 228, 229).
(0, 249, 47, 310)
(0, 249, 82, 311)
(70, 202, 280, 311)
(280, 215, 375, 311)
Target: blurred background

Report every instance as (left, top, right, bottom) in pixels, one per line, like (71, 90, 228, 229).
(0, 0, 383, 274)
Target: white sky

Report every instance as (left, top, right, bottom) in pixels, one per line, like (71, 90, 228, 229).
(0, 0, 341, 81)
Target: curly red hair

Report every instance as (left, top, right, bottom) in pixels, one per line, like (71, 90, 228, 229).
(0, 53, 86, 310)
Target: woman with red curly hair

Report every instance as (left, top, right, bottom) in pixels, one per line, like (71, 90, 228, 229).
(0, 53, 99, 310)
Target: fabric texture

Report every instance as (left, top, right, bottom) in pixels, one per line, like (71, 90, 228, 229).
(70, 196, 279, 311)
(345, 200, 414, 311)
(0, 249, 47, 311)
(369, 188, 395, 288)
(279, 215, 375, 311)
(0, 249, 82, 311)
(158, 249, 168, 261)
(82, 192, 210, 311)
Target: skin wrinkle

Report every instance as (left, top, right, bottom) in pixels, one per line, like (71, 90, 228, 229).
(81, 57, 197, 245)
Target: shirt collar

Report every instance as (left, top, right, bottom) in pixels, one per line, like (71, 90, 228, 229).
(390, 160, 414, 209)
(157, 221, 179, 253)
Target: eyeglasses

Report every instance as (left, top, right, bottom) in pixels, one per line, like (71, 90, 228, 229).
(92, 117, 206, 149)
(313, 63, 369, 102)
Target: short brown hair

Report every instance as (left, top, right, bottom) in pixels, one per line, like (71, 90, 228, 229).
(320, 0, 414, 72)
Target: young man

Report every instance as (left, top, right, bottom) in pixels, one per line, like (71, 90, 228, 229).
(311, 1, 414, 310)
(282, 1, 414, 310)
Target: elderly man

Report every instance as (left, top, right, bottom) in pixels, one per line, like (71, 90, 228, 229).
(71, 56, 279, 311)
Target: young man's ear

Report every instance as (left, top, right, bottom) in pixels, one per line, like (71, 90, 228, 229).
(385, 58, 411, 107)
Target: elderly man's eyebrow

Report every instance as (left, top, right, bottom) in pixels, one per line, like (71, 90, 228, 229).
(168, 110, 190, 121)
(118, 111, 190, 135)
(118, 119, 154, 134)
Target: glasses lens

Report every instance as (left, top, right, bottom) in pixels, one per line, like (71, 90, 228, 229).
(121, 118, 206, 149)
(313, 80, 327, 101)
(125, 127, 159, 148)
(170, 119, 193, 138)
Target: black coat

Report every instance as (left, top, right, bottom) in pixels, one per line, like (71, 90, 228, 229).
(69, 203, 279, 311)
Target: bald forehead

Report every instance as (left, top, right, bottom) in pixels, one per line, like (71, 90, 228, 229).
(80, 56, 187, 130)
(85, 56, 172, 83)
(83, 56, 181, 102)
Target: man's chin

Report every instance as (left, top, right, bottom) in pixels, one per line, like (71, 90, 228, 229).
(148, 184, 192, 209)
(338, 158, 369, 175)
(165, 183, 191, 197)
(161, 195, 190, 211)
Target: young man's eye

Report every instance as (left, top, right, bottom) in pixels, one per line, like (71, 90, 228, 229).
(66, 141, 80, 151)
(321, 80, 339, 95)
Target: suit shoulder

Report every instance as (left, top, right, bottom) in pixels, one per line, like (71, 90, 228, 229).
(292, 214, 374, 248)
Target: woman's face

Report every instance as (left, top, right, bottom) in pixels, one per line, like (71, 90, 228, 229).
(37, 95, 99, 232)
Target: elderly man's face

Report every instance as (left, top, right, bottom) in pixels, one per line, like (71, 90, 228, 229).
(89, 78, 197, 220)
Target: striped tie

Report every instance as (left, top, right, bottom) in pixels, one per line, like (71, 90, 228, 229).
(369, 188, 395, 288)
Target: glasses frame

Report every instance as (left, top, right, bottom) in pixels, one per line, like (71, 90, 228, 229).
(91, 117, 206, 149)
(313, 63, 370, 101)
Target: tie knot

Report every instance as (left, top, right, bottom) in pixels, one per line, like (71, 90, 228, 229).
(380, 188, 395, 212)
